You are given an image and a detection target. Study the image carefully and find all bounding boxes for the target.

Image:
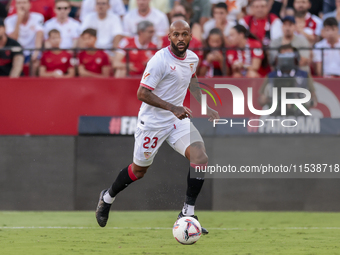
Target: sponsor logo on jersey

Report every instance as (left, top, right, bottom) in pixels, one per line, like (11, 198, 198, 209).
(143, 72, 150, 80)
(170, 65, 176, 71)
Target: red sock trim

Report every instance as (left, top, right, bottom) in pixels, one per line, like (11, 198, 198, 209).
(128, 164, 138, 181)
(190, 162, 208, 170)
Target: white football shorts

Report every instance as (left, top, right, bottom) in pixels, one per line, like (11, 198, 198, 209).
(133, 118, 203, 167)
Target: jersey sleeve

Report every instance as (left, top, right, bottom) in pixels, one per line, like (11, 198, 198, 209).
(10, 39, 23, 56)
(251, 42, 264, 59)
(40, 53, 47, 66)
(34, 14, 44, 32)
(102, 52, 110, 66)
(270, 18, 283, 40)
(191, 54, 199, 77)
(140, 53, 165, 91)
(111, 14, 124, 38)
(4, 16, 15, 35)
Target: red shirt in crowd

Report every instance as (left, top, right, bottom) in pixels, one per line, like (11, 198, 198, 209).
(240, 13, 282, 46)
(78, 50, 110, 74)
(119, 36, 157, 76)
(8, 0, 55, 21)
(161, 35, 203, 60)
(200, 50, 228, 78)
(303, 12, 322, 36)
(40, 50, 73, 74)
(227, 39, 268, 76)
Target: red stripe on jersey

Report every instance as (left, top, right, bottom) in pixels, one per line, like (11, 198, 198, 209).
(140, 83, 154, 91)
(192, 73, 196, 78)
(167, 46, 187, 60)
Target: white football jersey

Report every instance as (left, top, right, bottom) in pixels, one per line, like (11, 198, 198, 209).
(44, 17, 81, 49)
(5, 12, 43, 52)
(81, 12, 123, 49)
(123, 7, 169, 44)
(139, 46, 199, 130)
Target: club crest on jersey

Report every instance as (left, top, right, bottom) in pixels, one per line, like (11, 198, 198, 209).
(144, 152, 152, 159)
(143, 72, 150, 80)
(170, 65, 176, 71)
(190, 63, 194, 73)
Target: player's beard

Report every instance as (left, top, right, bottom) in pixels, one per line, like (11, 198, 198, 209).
(171, 40, 190, 56)
(295, 9, 308, 18)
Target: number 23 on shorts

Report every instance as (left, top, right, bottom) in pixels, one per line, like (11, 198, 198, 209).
(143, 137, 158, 149)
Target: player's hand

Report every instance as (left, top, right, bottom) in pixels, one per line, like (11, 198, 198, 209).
(172, 106, 192, 120)
(16, 9, 25, 21)
(31, 50, 40, 61)
(207, 107, 219, 122)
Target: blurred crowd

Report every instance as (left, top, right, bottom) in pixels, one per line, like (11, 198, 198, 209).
(0, 0, 339, 78)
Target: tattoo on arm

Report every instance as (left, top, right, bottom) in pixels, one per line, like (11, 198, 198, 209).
(138, 86, 175, 112)
(189, 75, 202, 103)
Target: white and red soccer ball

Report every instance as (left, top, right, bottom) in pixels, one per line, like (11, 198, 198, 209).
(172, 217, 202, 245)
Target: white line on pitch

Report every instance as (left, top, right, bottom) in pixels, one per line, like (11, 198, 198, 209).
(1, 226, 340, 230)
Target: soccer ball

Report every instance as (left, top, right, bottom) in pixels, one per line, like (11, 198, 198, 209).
(172, 216, 202, 245)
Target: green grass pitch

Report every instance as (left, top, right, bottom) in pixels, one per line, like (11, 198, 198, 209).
(1, 211, 340, 255)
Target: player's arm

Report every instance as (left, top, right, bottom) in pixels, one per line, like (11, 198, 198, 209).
(78, 65, 109, 78)
(315, 62, 322, 77)
(39, 65, 56, 77)
(189, 74, 220, 121)
(64, 67, 75, 78)
(9, 54, 24, 78)
(32, 30, 44, 61)
(137, 86, 192, 120)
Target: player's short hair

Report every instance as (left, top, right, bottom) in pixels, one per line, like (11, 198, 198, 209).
(48, 29, 60, 37)
(214, 2, 228, 11)
(278, 44, 295, 53)
(55, 0, 70, 5)
(82, 28, 97, 37)
(0, 18, 4, 28)
(137, 21, 153, 33)
(323, 17, 338, 28)
(251, 0, 269, 4)
(171, 13, 186, 20)
(96, 0, 109, 3)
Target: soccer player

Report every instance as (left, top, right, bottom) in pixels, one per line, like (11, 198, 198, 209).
(95, 20, 219, 235)
(39, 29, 75, 78)
(77, 28, 111, 78)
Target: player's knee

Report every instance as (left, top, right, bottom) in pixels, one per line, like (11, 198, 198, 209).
(133, 169, 147, 179)
(192, 151, 208, 165)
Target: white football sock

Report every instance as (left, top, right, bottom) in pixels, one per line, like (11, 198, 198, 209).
(103, 191, 115, 204)
(182, 203, 195, 216)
